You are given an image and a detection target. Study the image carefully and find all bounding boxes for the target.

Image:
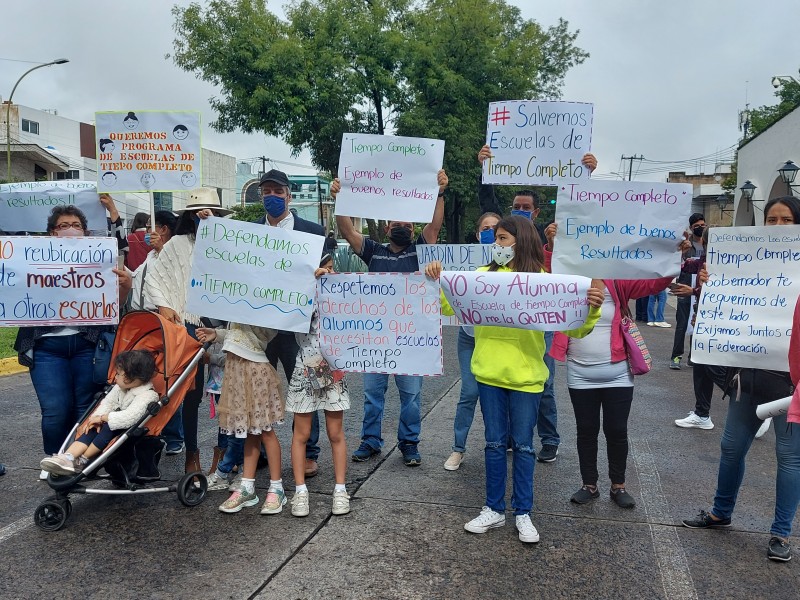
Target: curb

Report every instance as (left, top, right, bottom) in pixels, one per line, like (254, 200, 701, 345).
(0, 357, 27, 377)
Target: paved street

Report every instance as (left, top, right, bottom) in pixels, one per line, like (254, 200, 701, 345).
(0, 316, 798, 599)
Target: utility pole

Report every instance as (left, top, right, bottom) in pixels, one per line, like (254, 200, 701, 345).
(258, 156, 268, 176)
(621, 154, 644, 181)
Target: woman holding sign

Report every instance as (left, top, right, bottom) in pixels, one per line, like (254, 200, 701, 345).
(426, 216, 605, 543)
(545, 222, 674, 509)
(683, 195, 800, 563)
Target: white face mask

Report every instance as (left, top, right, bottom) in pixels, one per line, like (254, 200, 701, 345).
(54, 227, 84, 237)
(491, 243, 515, 266)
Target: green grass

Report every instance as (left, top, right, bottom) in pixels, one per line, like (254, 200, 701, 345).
(0, 328, 17, 359)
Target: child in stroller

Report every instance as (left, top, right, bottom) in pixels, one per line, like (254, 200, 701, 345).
(40, 350, 158, 476)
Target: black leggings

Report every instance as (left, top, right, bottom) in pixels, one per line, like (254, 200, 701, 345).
(568, 387, 634, 486)
(76, 423, 119, 451)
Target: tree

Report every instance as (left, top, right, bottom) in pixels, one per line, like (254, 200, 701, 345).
(745, 77, 800, 139)
(229, 202, 265, 222)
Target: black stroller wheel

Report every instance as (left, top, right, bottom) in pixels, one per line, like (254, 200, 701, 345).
(34, 501, 68, 531)
(177, 472, 207, 507)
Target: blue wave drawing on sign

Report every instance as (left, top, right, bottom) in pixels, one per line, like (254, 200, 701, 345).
(200, 295, 308, 316)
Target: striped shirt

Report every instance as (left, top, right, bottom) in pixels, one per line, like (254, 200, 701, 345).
(359, 234, 427, 273)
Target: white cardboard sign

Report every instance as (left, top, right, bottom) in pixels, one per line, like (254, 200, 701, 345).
(0, 236, 119, 326)
(550, 180, 692, 279)
(0, 181, 106, 233)
(317, 272, 442, 376)
(335, 133, 445, 222)
(186, 217, 324, 333)
(482, 100, 593, 185)
(691, 225, 800, 370)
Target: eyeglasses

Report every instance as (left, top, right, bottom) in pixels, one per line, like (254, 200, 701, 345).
(55, 222, 84, 230)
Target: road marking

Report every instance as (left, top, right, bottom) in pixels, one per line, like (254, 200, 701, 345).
(631, 438, 698, 600)
(0, 516, 33, 544)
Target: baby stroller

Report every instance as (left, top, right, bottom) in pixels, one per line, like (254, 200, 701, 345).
(34, 311, 210, 531)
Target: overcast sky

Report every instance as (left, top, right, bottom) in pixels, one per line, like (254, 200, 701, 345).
(2, 0, 798, 182)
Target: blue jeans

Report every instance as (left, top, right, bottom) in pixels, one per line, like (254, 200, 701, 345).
(647, 291, 667, 322)
(216, 434, 245, 475)
(453, 329, 479, 453)
(712, 390, 800, 538)
(537, 331, 559, 448)
(361, 373, 422, 450)
(478, 382, 540, 515)
(30, 335, 100, 455)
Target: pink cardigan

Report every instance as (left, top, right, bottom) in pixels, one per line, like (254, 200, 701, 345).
(550, 277, 673, 364)
(788, 297, 800, 424)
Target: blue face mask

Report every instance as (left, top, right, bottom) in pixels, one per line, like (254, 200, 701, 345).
(479, 229, 495, 244)
(510, 209, 532, 220)
(144, 233, 151, 246)
(192, 215, 201, 229)
(263, 195, 286, 218)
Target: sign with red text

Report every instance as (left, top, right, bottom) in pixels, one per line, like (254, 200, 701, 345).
(186, 217, 323, 333)
(439, 270, 592, 331)
(95, 110, 202, 193)
(335, 133, 445, 222)
(691, 225, 800, 371)
(482, 100, 593, 185)
(317, 272, 442, 376)
(550, 180, 691, 279)
(0, 181, 107, 234)
(0, 236, 119, 326)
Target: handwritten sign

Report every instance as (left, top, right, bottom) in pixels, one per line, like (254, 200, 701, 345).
(691, 226, 800, 370)
(0, 181, 106, 233)
(95, 110, 202, 193)
(335, 133, 445, 222)
(0, 236, 118, 326)
(550, 180, 692, 279)
(317, 273, 442, 376)
(439, 270, 592, 331)
(482, 100, 593, 186)
(186, 217, 323, 333)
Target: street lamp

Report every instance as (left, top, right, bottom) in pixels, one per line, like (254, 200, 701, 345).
(5, 58, 69, 182)
(777, 160, 799, 194)
(715, 193, 731, 213)
(739, 180, 756, 203)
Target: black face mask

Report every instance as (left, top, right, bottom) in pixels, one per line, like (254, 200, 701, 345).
(692, 226, 705, 238)
(389, 226, 412, 247)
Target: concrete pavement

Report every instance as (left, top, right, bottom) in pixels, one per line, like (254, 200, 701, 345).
(0, 321, 798, 599)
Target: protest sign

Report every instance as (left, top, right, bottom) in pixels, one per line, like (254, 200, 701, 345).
(439, 270, 592, 331)
(186, 217, 323, 333)
(0, 236, 118, 327)
(550, 180, 692, 279)
(335, 133, 445, 222)
(0, 181, 106, 233)
(691, 225, 800, 371)
(317, 272, 442, 376)
(482, 100, 593, 186)
(95, 110, 201, 193)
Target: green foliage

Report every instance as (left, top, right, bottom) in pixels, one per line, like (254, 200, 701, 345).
(229, 202, 265, 222)
(746, 79, 800, 139)
(0, 327, 17, 359)
(332, 245, 367, 272)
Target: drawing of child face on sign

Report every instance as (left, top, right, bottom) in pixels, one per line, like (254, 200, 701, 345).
(181, 172, 197, 187)
(99, 138, 115, 152)
(173, 124, 189, 140)
(102, 172, 117, 187)
(140, 172, 156, 189)
(123, 112, 139, 130)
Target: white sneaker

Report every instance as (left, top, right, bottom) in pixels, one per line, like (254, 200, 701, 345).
(332, 490, 351, 515)
(291, 490, 310, 517)
(207, 471, 233, 491)
(675, 412, 714, 430)
(515, 514, 540, 543)
(646, 322, 656, 327)
(755, 417, 772, 439)
(464, 506, 505, 534)
(656, 322, 672, 328)
(39, 469, 49, 481)
(228, 473, 243, 492)
(444, 452, 464, 471)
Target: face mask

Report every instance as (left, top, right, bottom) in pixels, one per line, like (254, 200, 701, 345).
(692, 226, 705, 237)
(479, 229, 495, 244)
(510, 209, 532, 220)
(192, 215, 201, 229)
(55, 228, 84, 238)
(144, 233, 151, 246)
(491, 243, 515, 266)
(263, 195, 286, 218)
(389, 226, 412, 247)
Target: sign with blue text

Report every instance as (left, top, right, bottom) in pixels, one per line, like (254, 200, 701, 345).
(550, 180, 692, 279)
(0, 181, 106, 233)
(0, 236, 119, 326)
(335, 133, 445, 222)
(439, 270, 592, 331)
(186, 217, 324, 333)
(482, 100, 593, 185)
(692, 225, 800, 371)
(317, 272, 442, 376)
